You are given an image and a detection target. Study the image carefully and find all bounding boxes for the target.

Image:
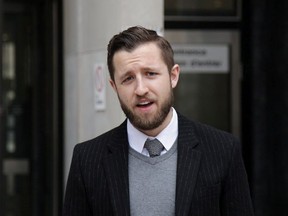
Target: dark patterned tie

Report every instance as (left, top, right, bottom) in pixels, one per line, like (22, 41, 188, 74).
(144, 138, 164, 157)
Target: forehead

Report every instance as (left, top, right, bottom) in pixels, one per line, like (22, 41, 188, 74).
(116, 42, 161, 58)
(113, 43, 164, 68)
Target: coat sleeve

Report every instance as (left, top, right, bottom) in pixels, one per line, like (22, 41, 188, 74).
(221, 139, 254, 216)
(63, 145, 92, 216)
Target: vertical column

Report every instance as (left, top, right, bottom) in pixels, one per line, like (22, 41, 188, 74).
(0, 0, 3, 214)
(63, 0, 163, 181)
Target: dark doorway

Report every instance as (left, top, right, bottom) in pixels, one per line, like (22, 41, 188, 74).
(0, 0, 63, 215)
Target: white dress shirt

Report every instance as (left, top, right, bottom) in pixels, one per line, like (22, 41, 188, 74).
(127, 107, 178, 156)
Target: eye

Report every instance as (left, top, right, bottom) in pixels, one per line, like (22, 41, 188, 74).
(147, 72, 157, 77)
(121, 76, 134, 84)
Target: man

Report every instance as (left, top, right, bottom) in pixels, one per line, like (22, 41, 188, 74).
(63, 26, 254, 216)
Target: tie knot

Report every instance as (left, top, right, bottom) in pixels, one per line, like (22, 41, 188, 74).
(144, 138, 164, 158)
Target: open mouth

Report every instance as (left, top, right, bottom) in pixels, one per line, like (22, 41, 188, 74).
(136, 101, 153, 108)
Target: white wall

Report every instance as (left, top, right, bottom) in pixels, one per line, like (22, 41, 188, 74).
(63, 0, 164, 182)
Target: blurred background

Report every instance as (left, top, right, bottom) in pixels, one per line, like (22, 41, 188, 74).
(0, 0, 287, 215)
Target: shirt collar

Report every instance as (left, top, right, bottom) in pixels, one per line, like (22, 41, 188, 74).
(127, 107, 178, 154)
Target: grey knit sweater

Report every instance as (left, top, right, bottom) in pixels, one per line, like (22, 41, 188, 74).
(128, 142, 178, 216)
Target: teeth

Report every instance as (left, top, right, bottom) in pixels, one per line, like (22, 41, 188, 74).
(138, 101, 150, 105)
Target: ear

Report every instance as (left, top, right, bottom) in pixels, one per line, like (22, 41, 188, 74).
(170, 64, 180, 89)
(109, 79, 117, 92)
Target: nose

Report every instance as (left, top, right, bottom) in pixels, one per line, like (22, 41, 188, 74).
(134, 79, 148, 96)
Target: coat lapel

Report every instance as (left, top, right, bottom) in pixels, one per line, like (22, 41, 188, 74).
(175, 114, 202, 216)
(103, 121, 130, 216)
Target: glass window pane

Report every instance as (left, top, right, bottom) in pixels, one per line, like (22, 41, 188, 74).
(174, 73, 231, 132)
(165, 0, 239, 20)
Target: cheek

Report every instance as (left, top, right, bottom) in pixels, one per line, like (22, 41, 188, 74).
(157, 82, 172, 97)
(117, 88, 132, 102)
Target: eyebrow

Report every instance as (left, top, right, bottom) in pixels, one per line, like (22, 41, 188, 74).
(142, 66, 156, 71)
(117, 64, 160, 80)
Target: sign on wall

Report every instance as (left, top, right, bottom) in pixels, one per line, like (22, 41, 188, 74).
(93, 63, 106, 111)
(172, 44, 230, 73)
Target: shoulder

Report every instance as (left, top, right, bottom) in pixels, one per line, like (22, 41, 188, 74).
(177, 112, 239, 150)
(177, 112, 243, 171)
(73, 120, 128, 156)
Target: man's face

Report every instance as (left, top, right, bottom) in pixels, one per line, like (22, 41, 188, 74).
(110, 42, 180, 136)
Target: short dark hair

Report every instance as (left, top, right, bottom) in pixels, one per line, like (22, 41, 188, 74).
(107, 26, 175, 81)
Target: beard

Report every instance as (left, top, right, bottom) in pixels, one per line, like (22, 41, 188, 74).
(119, 90, 174, 131)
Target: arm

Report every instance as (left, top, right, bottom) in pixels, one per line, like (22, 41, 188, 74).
(221, 140, 254, 216)
(63, 145, 92, 216)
